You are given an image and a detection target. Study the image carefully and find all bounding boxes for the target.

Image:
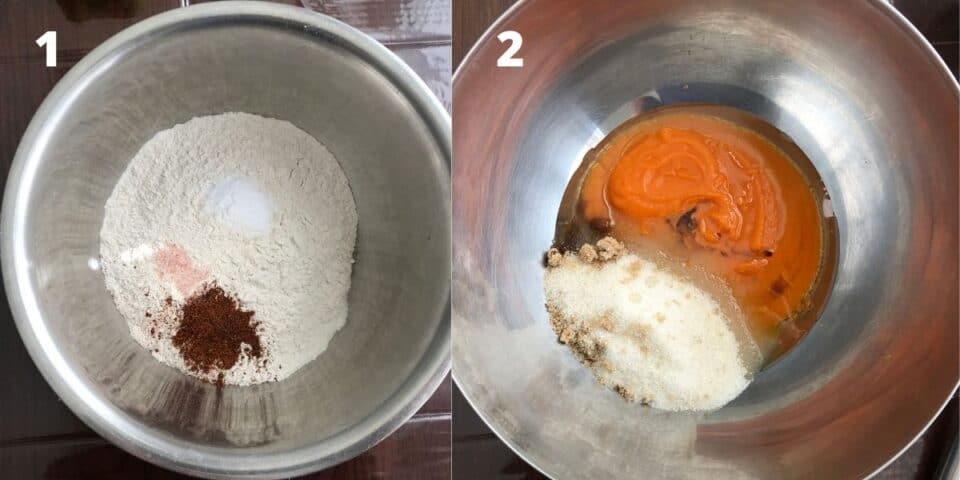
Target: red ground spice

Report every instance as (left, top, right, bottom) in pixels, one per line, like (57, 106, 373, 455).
(154, 243, 209, 298)
(171, 284, 262, 384)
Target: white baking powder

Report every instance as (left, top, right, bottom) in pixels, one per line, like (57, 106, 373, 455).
(100, 112, 358, 386)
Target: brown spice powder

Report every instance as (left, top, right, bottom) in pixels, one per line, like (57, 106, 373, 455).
(171, 284, 262, 382)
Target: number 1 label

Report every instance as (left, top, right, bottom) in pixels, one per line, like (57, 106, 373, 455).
(36, 31, 57, 67)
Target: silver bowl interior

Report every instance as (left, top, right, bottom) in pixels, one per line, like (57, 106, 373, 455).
(452, 0, 958, 479)
(3, 3, 450, 478)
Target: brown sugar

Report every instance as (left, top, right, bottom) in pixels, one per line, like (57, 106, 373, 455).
(542, 237, 752, 410)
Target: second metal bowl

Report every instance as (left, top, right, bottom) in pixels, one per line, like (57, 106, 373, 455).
(453, 0, 958, 478)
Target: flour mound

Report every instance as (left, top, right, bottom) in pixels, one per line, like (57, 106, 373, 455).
(544, 238, 750, 411)
(100, 112, 358, 386)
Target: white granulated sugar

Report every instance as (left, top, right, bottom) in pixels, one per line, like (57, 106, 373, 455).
(100, 112, 357, 386)
(544, 245, 750, 411)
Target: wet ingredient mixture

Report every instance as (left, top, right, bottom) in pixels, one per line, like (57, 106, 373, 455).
(578, 110, 824, 341)
(101, 112, 358, 386)
(546, 106, 829, 409)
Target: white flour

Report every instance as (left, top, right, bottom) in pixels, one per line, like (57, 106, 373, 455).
(100, 112, 358, 386)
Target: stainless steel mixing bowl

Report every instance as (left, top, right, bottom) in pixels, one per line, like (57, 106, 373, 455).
(2, 2, 449, 478)
(452, 0, 958, 478)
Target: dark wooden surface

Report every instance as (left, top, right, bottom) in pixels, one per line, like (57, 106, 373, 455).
(452, 0, 514, 67)
(0, 0, 451, 478)
(450, 1, 959, 479)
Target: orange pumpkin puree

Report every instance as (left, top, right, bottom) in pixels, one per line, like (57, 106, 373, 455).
(580, 112, 822, 334)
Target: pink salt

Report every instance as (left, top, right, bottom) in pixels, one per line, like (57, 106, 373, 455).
(154, 243, 208, 297)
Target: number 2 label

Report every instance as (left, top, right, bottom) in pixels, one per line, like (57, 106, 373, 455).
(36, 31, 57, 67)
(497, 31, 523, 68)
